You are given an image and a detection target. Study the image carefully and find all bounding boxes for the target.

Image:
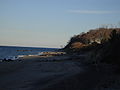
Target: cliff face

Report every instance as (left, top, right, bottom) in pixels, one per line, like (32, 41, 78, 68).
(64, 28, 120, 51)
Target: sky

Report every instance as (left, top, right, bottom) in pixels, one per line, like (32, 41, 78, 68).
(0, 0, 120, 48)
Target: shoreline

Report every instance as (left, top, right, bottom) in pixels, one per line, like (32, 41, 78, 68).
(0, 51, 66, 61)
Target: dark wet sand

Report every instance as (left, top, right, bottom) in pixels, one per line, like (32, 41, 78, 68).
(0, 55, 83, 90)
(0, 55, 119, 90)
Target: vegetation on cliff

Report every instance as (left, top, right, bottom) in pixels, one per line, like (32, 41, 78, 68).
(88, 29, 120, 65)
(64, 27, 120, 65)
(64, 28, 120, 54)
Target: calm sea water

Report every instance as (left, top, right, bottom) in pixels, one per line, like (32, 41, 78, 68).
(0, 46, 58, 59)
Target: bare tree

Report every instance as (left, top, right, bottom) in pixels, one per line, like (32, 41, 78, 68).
(100, 24, 109, 29)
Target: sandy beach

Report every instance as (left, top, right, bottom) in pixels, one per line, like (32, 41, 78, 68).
(0, 55, 84, 90)
(0, 54, 120, 90)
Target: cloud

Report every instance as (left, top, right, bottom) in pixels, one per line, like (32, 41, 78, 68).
(68, 10, 120, 14)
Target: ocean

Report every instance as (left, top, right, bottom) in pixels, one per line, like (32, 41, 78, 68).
(0, 46, 58, 60)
